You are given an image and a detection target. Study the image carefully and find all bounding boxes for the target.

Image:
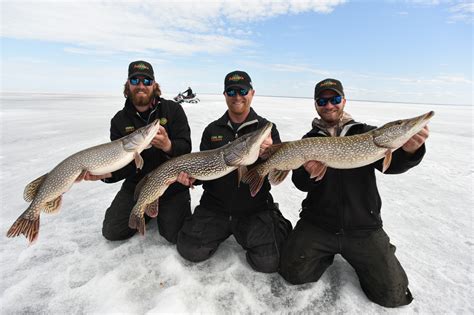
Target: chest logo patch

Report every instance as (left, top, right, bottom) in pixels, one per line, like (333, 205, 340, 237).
(125, 126, 135, 133)
(211, 135, 223, 142)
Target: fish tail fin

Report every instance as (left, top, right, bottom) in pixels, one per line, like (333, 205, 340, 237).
(241, 166, 266, 197)
(6, 210, 40, 244)
(128, 209, 146, 236)
(268, 169, 290, 185)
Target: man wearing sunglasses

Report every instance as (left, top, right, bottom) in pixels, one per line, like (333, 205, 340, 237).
(279, 78, 430, 307)
(176, 70, 292, 273)
(84, 60, 192, 244)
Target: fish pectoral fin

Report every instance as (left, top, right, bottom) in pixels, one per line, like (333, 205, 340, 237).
(314, 165, 328, 181)
(241, 167, 265, 197)
(237, 166, 248, 187)
(145, 200, 159, 218)
(134, 152, 144, 171)
(75, 170, 88, 182)
(269, 169, 290, 185)
(309, 163, 328, 181)
(44, 196, 63, 214)
(382, 150, 393, 173)
(24, 174, 47, 202)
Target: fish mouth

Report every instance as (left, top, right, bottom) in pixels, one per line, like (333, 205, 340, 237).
(416, 111, 435, 127)
(423, 111, 435, 120)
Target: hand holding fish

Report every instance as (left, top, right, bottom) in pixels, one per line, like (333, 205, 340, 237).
(151, 125, 172, 153)
(402, 125, 430, 154)
(176, 171, 196, 187)
(259, 134, 273, 158)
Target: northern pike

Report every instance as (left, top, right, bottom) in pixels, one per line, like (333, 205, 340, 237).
(242, 111, 434, 197)
(129, 122, 273, 235)
(7, 119, 161, 244)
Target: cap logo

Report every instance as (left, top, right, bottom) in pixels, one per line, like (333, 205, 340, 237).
(228, 74, 244, 82)
(320, 81, 337, 87)
(134, 63, 149, 71)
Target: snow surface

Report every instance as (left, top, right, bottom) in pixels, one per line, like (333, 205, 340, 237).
(0, 93, 472, 314)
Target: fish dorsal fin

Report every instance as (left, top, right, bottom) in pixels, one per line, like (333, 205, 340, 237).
(134, 174, 150, 201)
(382, 150, 392, 173)
(24, 174, 48, 202)
(44, 195, 62, 213)
(269, 169, 290, 185)
(260, 143, 284, 160)
(134, 152, 144, 170)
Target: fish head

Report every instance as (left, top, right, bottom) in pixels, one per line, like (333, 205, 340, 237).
(223, 122, 273, 166)
(123, 119, 161, 152)
(372, 111, 434, 149)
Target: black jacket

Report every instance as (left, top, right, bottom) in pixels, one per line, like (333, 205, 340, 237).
(104, 97, 191, 198)
(198, 108, 280, 216)
(292, 119, 426, 234)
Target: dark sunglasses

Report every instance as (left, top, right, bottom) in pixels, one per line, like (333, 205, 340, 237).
(316, 95, 343, 107)
(129, 77, 153, 86)
(225, 88, 249, 97)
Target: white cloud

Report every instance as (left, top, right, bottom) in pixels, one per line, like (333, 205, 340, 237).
(1, 0, 346, 56)
(448, 2, 474, 23)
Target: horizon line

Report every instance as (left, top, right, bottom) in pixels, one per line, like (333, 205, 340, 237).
(1, 90, 471, 107)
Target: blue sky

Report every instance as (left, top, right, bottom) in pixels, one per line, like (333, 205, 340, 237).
(1, 0, 472, 105)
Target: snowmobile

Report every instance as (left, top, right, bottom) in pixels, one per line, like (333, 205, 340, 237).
(174, 88, 200, 104)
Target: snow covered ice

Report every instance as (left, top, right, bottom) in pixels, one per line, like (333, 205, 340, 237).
(0, 93, 472, 314)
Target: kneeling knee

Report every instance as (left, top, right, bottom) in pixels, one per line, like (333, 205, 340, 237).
(177, 241, 214, 263)
(247, 254, 279, 273)
(363, 285, 413, 308)
(102, 225, 135, 241)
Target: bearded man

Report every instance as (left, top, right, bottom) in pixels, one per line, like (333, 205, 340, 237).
(85, 60, 192, 243)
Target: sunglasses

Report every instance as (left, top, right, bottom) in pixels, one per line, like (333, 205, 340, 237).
(129, 77, 153, 86)
(316, 95, 343, 107)
(225, 88, 249, 97)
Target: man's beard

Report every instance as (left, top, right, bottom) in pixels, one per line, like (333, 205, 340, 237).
(131, 89, 154, 108)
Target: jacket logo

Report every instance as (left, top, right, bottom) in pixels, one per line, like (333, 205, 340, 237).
(211, 135, 223, 142)
(160, 118, 167, 125)
(125, 126, 135, 133)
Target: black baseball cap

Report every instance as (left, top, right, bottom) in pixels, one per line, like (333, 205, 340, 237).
(128, 60, 154, 80)
(224, 70, 253, 91)
(314, 78, 344, 99)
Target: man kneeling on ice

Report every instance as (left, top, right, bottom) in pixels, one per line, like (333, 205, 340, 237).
(279, 78, 430, 307)
(175, 71, 292, 273)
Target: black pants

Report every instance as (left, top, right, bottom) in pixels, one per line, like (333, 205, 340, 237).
(102, 187, 191, 244)
(279, 219, 413, 308)
(177, 205, 292, 273)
